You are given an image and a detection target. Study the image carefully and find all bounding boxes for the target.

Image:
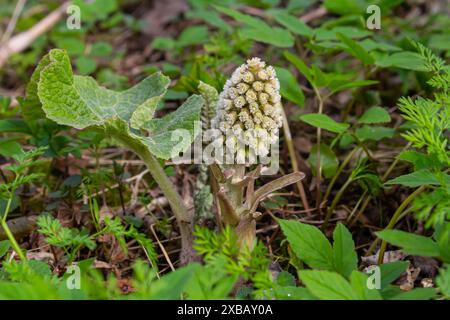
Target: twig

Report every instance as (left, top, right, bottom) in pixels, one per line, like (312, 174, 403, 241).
(150, 223, 175, 272)
(0, 0, 27, 45)
(0, 2, 70, 68)
(280, 105, 310, 212)
(300, 6, 327, 23)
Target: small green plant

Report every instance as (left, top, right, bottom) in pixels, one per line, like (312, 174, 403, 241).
(27, 49, 204, 264)
(36, 214, 157, 266)
(0, 147, 46, 261)
(277, 219, 439, 300)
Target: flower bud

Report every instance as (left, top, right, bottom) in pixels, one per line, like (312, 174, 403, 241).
(212, 57, 283, 160)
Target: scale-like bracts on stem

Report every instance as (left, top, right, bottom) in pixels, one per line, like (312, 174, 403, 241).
(209, 58, 304, 250)
(212, 58, 283, 161)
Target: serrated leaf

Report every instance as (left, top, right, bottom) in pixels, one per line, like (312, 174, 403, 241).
(140, 95, 203, 159)
(274, 67, 305, 107)
(37, 49, 170, 129)
(379, 261, 409, 288)
(300, 113, 349, 133)
(197, 81, 218, 131)
(34, 49, 203, 160)
(333, 223, 358, 278)
(359, 106, 391, 124)
(278, 219, 333, 270)
(349, 271, 382, 300)
(376, 230, 441, 257)
(299, 270, 357, 300)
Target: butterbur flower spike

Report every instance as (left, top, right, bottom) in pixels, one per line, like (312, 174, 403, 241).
(209, 58, 305, 250)
(212, 57, 283, 161)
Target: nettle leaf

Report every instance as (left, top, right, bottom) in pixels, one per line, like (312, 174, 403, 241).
(278, 219, 333, 270)
(359, 106, 391, 124)
(34, 49, 203, 160)
(376, 230, 441, 257)
(300, 113, 349, 133)
(332, 223, 358, 278)
(274, 67, 305, 107)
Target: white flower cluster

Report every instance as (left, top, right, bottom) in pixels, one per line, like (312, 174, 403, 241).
(211, 58, 283, 162)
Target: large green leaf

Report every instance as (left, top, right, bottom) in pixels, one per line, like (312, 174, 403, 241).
(307, 144, 339, 179)
(337, 33, 374, 66)
(436, 265, 450, 298)
(37, 49, 170, 129)
(389, 288, 436, 300)
(274, 67, 305, 107)
(375, 52, 427, 71)
(333, 223, 358, 278)
(300, 113, 349, 133)
(269, 9, 313, 38)
(278, 219, 334, 270)
(359, 106, 391, 124)
(376, 230, 441, 257)
(349, 271, 382, 300)
(299, 270, 357, 300)
(355, 126, 395, 141)
(33, 49, 204, 160)
(379, 261, 409, 288)
(215, 6, 294, 48)
(384, 169, 443, 187)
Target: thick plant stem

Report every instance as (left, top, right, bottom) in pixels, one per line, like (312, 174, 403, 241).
(365, 185, 427, 263)
(1, 197, 26, 261)
(137, 149, 196, 265)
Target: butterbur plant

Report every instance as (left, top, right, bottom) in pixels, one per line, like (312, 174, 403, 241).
(26, 49, 204, 264)
(208, 58, 304, 248)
